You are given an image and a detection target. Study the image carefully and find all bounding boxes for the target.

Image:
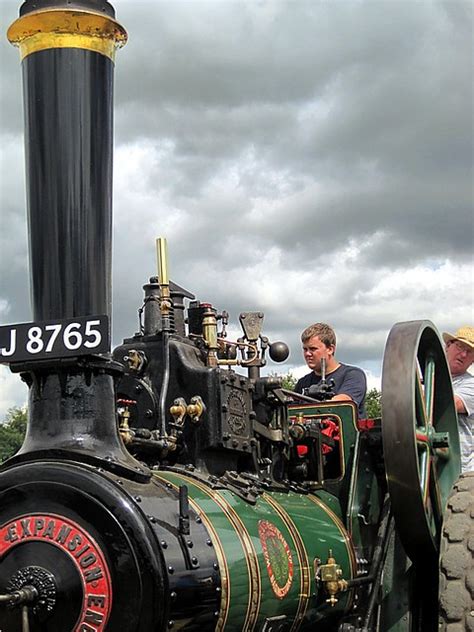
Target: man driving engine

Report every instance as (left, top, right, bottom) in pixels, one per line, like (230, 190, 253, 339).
(295, 322, 367, 418)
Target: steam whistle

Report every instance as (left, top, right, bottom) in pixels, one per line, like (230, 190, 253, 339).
(156, 237, 172, 329)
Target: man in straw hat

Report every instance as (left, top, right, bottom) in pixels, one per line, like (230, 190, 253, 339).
(443, 326, 474, 473)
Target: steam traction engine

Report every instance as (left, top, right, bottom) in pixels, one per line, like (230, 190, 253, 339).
(0, 2, 472, 631)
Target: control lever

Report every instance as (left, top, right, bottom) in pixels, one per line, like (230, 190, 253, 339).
(305, 358, 336, 401)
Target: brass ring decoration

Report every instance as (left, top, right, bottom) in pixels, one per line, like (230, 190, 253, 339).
(8, 9, 127, 61)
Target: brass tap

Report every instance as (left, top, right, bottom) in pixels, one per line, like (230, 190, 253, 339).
(170, 396, 205, 425)
(170, 398, 187, 426)
(187, 396, 206, 423)
(118, 407, 133, 445)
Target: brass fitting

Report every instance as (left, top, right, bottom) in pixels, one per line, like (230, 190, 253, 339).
(170, 398, 187, 426)
(187, 396, 206, 423)
(170, 396, 205, 425)
(123, 349, 146, 373)
(319, 550, 348, 606)
(156, 237, 172, 318)
(118, 408, 133, 445)
(202, 307, 219, 366)
(159, 293, 173, 318)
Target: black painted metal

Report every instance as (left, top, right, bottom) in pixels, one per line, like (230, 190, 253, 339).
(0, 461, 219, 631)
(142, 278, 195, 336)
(170, 281, 195, 336)
(20, 0, 116, 17)
(0, 462, 166, 631)
(142, 277, 162, 336)
(8, 358, 150, 478)
(6, 0, 142, 474)
(113, 336, 259, 475)
(12, 13, 126, 488)
(22, 49, 114, 321)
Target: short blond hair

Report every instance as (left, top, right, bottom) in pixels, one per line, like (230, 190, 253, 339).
(301, 323, 336, 347)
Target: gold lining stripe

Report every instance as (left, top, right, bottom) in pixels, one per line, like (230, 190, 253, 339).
(198, 513, 230, 632)
(288, 401, 358, 432)
(183, 476, 262, 631)
(153, 473, 230, 632)
(263, 493, 311, 631)
(159, 472, 261, 631)
(288, 405, 359, 483)
(8, 9, 127, 61)
(289, 412, 347, 481)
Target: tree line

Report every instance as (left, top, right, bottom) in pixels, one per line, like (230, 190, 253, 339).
(0, 406, 27, 462)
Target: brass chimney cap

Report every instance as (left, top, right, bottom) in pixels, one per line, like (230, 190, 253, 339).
(8, 7, 127, 61)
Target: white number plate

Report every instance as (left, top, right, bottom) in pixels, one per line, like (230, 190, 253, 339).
(0, 315, 109, 363)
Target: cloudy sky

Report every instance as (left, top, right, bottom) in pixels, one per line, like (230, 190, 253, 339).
(0, 0, 473, 420)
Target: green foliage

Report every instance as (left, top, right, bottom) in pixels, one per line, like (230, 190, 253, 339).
(366, 388, 382, 419)
(269, 371, 298, 391)
(0, 407, 27, 463)
(281, 372, 298, 391)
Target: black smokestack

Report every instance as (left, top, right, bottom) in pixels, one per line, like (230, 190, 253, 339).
(7, 1, 147, 478)
(10, 0, 126, 320)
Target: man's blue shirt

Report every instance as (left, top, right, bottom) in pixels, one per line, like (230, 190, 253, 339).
(295, 363, 367, 418)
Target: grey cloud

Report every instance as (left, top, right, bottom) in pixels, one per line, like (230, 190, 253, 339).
(111, 0, 472, 268)
(1, 3, 24, 136)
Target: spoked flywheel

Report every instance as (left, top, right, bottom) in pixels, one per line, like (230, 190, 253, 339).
(381, 320, 461, 563)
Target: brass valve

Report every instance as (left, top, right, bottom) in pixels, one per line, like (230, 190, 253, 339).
(118, 407, 133, 445)
(319, 550, 348, 606)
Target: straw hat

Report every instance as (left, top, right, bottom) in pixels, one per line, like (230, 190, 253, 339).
(442, 326, 474, 350)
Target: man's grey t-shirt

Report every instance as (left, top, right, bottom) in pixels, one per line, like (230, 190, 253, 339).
(452, 371, 474, 473)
